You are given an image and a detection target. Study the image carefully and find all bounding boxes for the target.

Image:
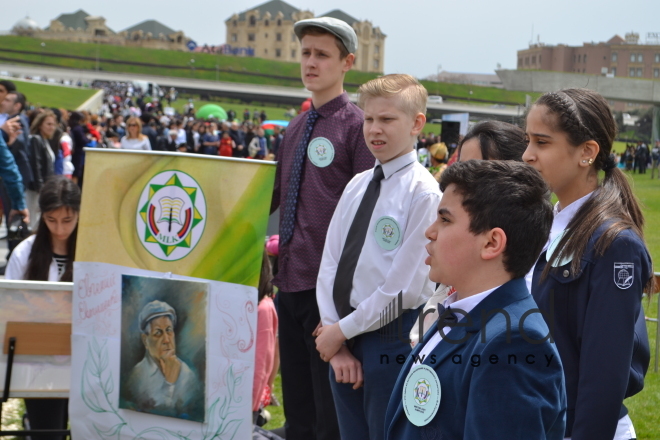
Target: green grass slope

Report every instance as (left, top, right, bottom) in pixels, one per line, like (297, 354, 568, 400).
(5, 78, 96, 110)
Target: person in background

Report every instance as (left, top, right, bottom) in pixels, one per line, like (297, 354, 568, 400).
(120, 117, 151, 150)
(219, 131, 235, 157)
(6, 175, 80, 440)
(27, 111, 57, 229)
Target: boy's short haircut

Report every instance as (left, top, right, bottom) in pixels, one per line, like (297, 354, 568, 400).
(0, 80, 16, 93)
(440, 160, 553, 279)
(358, 74, 428, 117)
(299, 26, 350, 59)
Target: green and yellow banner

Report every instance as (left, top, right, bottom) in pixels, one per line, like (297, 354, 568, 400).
(77, 150, 276, 287)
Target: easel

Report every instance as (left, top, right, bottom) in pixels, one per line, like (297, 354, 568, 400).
(0, 322, 71, 438)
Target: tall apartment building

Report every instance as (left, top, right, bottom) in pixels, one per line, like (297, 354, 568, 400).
(517, 32, 660, 80)
(224, 0, 386, 73)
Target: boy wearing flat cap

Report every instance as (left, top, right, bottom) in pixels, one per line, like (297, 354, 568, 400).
(270, 16, 373, 440)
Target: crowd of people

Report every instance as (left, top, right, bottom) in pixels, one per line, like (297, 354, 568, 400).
(0, 13, 656, 440)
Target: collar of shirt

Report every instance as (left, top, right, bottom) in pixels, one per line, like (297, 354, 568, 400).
(376, 150, 417, 179)
(545, 190, 594, 252)
(417, 284, 502, 361)
(312, 92, 350, 119)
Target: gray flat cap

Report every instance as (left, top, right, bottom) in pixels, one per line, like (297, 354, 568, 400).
(294, 17, 357, 54)
(139, 300, 177, 332)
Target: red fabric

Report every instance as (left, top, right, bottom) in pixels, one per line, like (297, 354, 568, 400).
(219, 138, 233, 157)
(86, 123, 102, 141)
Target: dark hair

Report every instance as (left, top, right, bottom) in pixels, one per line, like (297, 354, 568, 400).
(68, 111, 84, 128)
(258, 248, 273, 302)
(0, 80, 16, 93)
(299, 27, 350, 59)
(532, 89, 652, 292)
(7, 92, 26, 113)
(26, 176, 81, 282)
(440, 160, 553, 279)
(458, 121, 527, 161)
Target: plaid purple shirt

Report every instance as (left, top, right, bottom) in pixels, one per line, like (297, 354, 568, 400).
(271, 92, 374, 292)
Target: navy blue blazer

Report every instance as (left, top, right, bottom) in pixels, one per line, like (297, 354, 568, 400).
(532, 225, 651, 439)
(385, 278, 566, 440)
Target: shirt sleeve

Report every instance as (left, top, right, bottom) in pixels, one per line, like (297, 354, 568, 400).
(0, 135, 25, 211)
(571, 232, 650, 440)
(5, 236, 32, 280)
(338, 190, 441, 340)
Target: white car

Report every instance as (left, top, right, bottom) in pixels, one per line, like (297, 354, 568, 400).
(428, 95, 443, 103)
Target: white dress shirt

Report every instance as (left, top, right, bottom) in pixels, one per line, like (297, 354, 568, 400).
(317, 150, 442, 340)
(524, 191, 594, 293)
(418, 286, 500, 360)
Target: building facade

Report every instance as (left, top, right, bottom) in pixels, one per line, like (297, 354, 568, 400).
(517, 32, 660, 80)
(225, 0, 386, 73)
(11, 10, 190, 51)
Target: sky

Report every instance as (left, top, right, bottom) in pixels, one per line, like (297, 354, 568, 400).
(3, 0, 660, 79)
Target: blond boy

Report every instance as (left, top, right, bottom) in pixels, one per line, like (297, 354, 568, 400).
(315, 74, 441, 440)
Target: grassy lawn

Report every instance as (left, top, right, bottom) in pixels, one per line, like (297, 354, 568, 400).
(5, 78, 96, 110)
(0, 36, 535, 104)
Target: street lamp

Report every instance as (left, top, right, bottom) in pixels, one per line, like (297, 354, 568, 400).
(40, 42, 45, 64)
(189, 58, 195, 77)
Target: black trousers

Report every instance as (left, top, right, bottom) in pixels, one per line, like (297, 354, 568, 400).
(24, 398, 68, 440)
(278, 289, 340, 440)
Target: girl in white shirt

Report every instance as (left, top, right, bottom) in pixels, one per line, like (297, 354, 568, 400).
(120, 116, 151, 150)
(5, 175, 80, 438)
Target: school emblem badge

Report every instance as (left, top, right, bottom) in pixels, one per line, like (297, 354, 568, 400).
(614, 262, 634, 289)
(136, 171, 206, 261)
(413, 378, 431, 405)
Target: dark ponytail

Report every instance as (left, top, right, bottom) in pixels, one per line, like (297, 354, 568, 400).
(536, 89, 653, 293)
(26, 176, 80, 282)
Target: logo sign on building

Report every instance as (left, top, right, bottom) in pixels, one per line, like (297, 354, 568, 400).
(220, 44, 255, 56)
(187, 40, 198, 51)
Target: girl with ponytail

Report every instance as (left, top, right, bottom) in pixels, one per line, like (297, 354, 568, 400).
(524, 88, 652, 440)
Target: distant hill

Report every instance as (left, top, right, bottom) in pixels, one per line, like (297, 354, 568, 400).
(0, 36, 535, 105)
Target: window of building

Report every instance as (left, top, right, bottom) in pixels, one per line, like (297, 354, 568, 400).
(265, 49, 268, 54)
(655, 68, 660, 78)
(630, 53, 636, 62)
(612, 52, 617, 62)
(656, 54, 660, 63)
(233, 20, 237, 27)
(95, 29, 105, 36)
(637, 67, 643, 77)
(292, 33, 296, 42)
(583, 54, 587, 63)
(518, 58, 522, 67)
(375, 45, 380, 54)
(276, 33, 282, 41)
(374, 59, 379, 69)
(637, 54, 643, 62)
(264, 20, 269, 27)
(275, 49, 281, 58)
(249, 16, 256, 27)
(291, 49, 296, 58)
(248, 33, 255, 42)
(277, 19, 282, 26)
(539, 55, 542, 63)
(578, 54, 581, 63)
(611, 67, 616, 76)
(573, 54, 576, 62)
(532, 55, 536, 64)
(265, 33, 268, 38)
(630, 67, 636, 77)
(231, 34, 237, 42)
(525, 57, 529, 66)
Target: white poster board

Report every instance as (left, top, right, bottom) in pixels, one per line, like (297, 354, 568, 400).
(71, 262, 256, 440)
(0, 280, 72, 398)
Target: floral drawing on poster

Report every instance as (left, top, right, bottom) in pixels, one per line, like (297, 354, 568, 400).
(119, 275, 207, 422)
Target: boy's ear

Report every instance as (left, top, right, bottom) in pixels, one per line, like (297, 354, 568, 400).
(342, 53, 355, 73)
(411, 112, 426, 136)
(481, 227, 506, 261)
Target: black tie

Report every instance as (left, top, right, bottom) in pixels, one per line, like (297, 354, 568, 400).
(436, 304, 458, 329)
(333, 165, 385, 319)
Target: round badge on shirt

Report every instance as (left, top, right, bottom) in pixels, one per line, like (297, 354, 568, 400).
(374, 216, 402, 251)
(403, 364, 441, 426)
(307, 137, 335, 168)
(547, 230, 573, 268)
